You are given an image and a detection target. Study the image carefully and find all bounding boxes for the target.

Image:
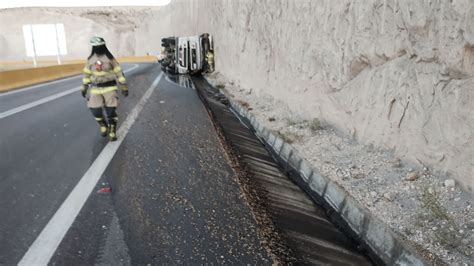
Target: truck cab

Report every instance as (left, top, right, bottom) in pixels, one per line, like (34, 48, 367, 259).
(188, 36, 202, 74)
(164, 33, 214, 75)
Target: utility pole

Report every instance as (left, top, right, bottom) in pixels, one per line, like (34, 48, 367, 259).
(30, 25, 37, 67)
(54, 24, 61, 65)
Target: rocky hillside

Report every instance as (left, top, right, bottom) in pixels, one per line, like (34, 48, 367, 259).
(152, 0, 474, 190)
(0, 7, 159, 60)
(0, 1, 472, 190)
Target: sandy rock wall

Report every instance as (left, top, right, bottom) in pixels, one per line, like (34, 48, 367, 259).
(152, 0, 473, 190)
(0, 1, 472, 189)
(0, 7, 153, 61)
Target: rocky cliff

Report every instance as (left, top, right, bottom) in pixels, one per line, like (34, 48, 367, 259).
(153, 0, 474, 190)
(0, 7, 158, 61)
(0, 0, 472, 189)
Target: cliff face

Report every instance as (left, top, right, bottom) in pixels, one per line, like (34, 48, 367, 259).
(0, 1, 472, 189)
(151, 0, 474, 190)
(0, 7, 157, 61)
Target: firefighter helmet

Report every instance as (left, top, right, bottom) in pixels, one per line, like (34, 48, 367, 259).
(90, 36, 106, 46)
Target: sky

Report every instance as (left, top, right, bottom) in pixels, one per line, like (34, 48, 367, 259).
(0, 0, 171, 9)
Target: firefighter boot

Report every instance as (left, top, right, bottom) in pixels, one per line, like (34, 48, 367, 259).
(94, 116, 108, 137)
(108, 118, 118, 141)
(98, 120, 108, 137)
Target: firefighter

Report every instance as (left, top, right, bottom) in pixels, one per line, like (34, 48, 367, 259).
(206, 50, 214, 73)
(81, 36, 128, 141)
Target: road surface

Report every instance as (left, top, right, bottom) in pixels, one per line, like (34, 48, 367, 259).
(0, 63, 372, 265)
(0, 63, 269, 264)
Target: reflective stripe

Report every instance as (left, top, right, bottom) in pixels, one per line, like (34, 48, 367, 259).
(82, 78, 91, 84)
(113, 66, 122, 73)
(118, 76, 126, 83)
(90, 86, 118, 94)
(92, 71, 108, 76)
(95, 117, 104, 121)
(83, 67, 92, 74)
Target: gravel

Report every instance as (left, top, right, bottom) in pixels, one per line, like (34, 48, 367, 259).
(206, 72, 474, 265)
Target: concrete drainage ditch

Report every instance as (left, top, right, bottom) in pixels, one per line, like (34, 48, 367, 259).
(189, 75, 379, 265)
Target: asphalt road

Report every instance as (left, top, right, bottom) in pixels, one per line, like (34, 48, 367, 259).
(0, 63, 270, 264)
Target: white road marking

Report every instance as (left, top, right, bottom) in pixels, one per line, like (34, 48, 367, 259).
(0, 64, 139, 97)
(0, 75, 80, 97)
(18, 71, 163, 266)
(0, 64, 140, 120)
(0, 86, 80, 119)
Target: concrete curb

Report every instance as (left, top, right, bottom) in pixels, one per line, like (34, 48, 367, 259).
(0, 63, 84, 92)
(227, 96, 427, 265)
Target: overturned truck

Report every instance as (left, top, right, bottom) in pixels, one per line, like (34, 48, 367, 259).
(160, 33, 214, 75)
